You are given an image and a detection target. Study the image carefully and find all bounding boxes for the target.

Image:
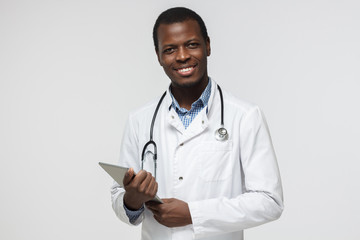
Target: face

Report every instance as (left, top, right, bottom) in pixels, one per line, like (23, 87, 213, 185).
(156, 19, 210, 89)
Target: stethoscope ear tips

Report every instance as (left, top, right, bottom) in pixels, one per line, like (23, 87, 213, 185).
(215, 127, 229, 141)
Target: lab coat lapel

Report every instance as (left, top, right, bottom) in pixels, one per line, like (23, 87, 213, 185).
(164, 78, 218, 142)
(167, 107, 185, 134)
(166, 107, 209, 143)
(181, 109, 209, 142)
(183, 78, 217, 142)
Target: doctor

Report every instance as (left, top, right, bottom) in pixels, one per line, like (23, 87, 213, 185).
(111, 7, 283, 240)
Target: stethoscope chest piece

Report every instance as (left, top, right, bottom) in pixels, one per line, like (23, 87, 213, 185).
(215, 127, 229, 141)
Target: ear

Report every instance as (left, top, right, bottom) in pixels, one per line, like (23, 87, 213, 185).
(206, 37, 211, 56)
(155, 48, 163, 66)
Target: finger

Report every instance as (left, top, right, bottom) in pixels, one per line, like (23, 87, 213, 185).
(145, 177, 157, 197)
(145, 201, 156, 208)
(145, 201, 160, 211)
(123, 168, 134, 186)
(161, 198, 171, 203)
(153, 214, 162, 224)
(131, 170, 148, 187)
(138, 172, 154, 193)
(146, 204, 159, 213)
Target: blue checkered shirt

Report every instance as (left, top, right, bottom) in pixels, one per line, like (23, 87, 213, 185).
(169, 80, 211, 129)
(124, 80, 212, 223)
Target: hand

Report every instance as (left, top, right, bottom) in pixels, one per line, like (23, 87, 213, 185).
(146, 198, 192, 227)
(123, 168, 158, 210)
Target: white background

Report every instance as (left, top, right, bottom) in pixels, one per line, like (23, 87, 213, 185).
(1, 0, 359, 239)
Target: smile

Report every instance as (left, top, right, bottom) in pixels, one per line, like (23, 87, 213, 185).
(175, 65, 196, 76)
(178, 67, 193, 73)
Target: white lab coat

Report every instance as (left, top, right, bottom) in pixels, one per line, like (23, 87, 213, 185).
(111, 79, 283, 240)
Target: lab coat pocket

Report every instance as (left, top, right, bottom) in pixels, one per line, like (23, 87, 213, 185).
(197, 140, 233, 182)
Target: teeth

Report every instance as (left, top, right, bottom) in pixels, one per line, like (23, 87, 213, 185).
(178, 67, 192, 73)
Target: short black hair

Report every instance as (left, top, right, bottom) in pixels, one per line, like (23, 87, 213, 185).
(153, 7, 208, 52)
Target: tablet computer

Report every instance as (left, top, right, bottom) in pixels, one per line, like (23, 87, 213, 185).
(99, 162, 163, 203)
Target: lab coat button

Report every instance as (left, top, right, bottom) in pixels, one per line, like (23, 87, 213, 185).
(171, 115, 174, 119)
(179, 176, 183, 181)
(179, 143, 184, 146)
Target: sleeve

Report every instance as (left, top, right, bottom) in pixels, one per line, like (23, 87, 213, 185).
(124, 204, 145, 224)
(110, 114, 145, 226)
(188, 106, 284, 239)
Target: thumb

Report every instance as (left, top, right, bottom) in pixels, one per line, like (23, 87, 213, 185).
(161, 198, 171, 203)
(123, 168, 134, 186)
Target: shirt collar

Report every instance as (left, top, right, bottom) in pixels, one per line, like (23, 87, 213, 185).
(168, 79, 212, 112)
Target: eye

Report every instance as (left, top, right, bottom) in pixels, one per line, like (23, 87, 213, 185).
(163, 48, 174, 54)
(188, 42, 199, 48)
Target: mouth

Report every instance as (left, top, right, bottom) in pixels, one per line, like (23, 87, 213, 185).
(174, 65, 196, 76)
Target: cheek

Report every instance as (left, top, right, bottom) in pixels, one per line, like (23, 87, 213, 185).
(195, 53, 207, 68)
(160, 56, 173, 68)
(193, 49, 207, 61)
(161, 61, 173, 74)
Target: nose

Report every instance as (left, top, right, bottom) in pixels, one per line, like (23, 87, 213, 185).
(175, 46, 190, 62)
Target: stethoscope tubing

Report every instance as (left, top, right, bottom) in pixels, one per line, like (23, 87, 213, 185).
(140, 91, 166, 180)
(217, 85, 225, 127)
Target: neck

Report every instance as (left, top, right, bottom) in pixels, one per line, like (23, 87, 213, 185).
(171, 76, 209, 110)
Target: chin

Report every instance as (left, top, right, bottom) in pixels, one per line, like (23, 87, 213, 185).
(171, 76, 205, 89)
(173, 81, 198, 88)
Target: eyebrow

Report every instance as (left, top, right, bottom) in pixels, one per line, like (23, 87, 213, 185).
(185, 38, 198, 43)
(162, 44, 176, 49)
(161, 38, 200, 49)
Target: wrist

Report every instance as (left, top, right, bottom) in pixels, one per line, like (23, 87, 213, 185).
(124, 192, 143, 210)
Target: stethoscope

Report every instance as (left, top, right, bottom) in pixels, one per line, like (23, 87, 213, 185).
(141, 85, 228, 179)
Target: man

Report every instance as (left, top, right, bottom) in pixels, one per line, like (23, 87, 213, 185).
(111, 7, 283, 240)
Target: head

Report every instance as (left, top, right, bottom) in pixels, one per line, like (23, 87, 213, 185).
(153, 7, 209, 53)
(153, 7, 211, 89)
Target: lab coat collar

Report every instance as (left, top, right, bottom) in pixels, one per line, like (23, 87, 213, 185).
(164, 78, 218, 139)
(164, 77, 218, 113)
